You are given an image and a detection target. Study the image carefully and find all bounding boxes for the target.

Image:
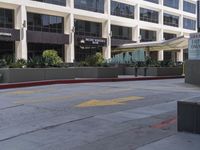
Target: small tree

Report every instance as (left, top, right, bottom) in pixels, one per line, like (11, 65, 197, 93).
(42, 50, 63, 67)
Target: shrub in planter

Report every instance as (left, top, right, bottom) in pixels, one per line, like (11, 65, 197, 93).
(9, 59, 27, 68)
(42, 50, 63, 67)
(27, 56, 46, 68)
(0, 59, 7, 68)
(80, 52, 105, 67)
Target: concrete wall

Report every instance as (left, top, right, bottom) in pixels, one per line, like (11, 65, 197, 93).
(125, 67, 183, 76)
(185, 60, 200, 86)
(0, 67, 124, 83)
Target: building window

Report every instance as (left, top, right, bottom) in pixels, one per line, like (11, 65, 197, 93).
(144, 0, 159, 4)
(75, 20, 102, 37)
(164, 13, 179, 27)
(28, 43, 64, 59)
(164, 0, 179, 9)
(27, 13, 64, 33)
(164, 33, 177, 40)
(140, 8, 159, 24)
(140, 29, 157, 42)
(183, 18, 196, 30)
(74, 0, 104, 13)
(0, 8, 14, 29)
(111, 1, 134, 19)
(111, 25, 132, 40)
(32, 0, 66, 6)
(183, 1, 196, 14)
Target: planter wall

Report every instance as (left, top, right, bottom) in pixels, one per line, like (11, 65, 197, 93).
(125, 67, 183, 76)
(0, 67, 124, 83)
(185, 60, 200, 86)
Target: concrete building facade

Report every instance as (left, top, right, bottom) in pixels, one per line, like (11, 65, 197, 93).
(0, 0, 197, 62)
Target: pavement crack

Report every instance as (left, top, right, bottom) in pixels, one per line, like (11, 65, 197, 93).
(0, 115, 94, 142)
(0, 104, 24, 111)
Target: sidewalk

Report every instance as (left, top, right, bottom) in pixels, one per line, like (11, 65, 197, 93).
(136, 132, 200, 150)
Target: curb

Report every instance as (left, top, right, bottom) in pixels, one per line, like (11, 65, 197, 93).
(0, 76, 184, 90)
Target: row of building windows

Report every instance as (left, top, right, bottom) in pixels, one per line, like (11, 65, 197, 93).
(32, 0, 196, 15)
(0, 8, 196, 40)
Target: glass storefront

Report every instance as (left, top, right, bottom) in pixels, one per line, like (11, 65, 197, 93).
(0, 41, 15, 58)
(74, 19, 103, 61)
(28, 43, 64, 59)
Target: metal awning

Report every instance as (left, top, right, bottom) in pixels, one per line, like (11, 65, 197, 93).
(112, 35, 189, 53)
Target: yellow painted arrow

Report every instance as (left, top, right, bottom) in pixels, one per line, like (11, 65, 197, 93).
(75, 96, 144, 108)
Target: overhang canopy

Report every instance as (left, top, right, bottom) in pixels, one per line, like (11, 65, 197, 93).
(112, 35, 189, 53)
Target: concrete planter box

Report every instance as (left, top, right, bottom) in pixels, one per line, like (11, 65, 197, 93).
(125, 67, 183, 76)
(178, 101, 200, 134)
(185, 60, 200, 86)
(0, 67, 123, 83)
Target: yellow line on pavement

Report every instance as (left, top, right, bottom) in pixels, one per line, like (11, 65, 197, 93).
(76, 96, 144, 108)
(13, 88, 132, 104)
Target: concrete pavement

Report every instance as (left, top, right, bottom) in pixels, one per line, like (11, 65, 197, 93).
(0, 79, 200, 150)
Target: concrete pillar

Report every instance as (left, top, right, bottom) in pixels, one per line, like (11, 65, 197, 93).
(172, 51, 177, 62)
(68, 0, 74, 8)
(102, 20, 111, 59)
(15, 5, 27, 60)
(177, 49, 184, 62)
(64, 14, 75, 63)
(104, 0, 110, 15)
(158, 50, 164, 61)
(133, 25, 140, 43)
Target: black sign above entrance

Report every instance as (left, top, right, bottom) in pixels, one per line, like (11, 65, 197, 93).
(77, 36, 107, 47)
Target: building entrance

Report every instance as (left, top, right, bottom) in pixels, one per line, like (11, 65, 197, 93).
(75, 45, 102, 62)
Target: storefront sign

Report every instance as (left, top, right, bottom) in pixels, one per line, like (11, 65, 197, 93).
(0, 32, 12, 37)
(189, 33, 200, 60)
(78, 37, 107, 47)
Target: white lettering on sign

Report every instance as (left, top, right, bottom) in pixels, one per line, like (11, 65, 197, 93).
(189, 33, 200, 60)
(0, 32, 12, 37)
(85, 38, 106, 44)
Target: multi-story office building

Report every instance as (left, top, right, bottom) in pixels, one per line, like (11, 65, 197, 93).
(0, 0, 197, 62)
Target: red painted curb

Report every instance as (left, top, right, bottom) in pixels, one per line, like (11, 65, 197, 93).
(0, 76, 184, 90)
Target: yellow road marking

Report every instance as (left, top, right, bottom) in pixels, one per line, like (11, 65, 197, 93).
(75, 96, 144, 108)
(13, 88, 132, 104)
(5, 89, 52, 95)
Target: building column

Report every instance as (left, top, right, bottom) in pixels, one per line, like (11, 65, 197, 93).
(133, 25, 140, 43)
(158, 50, 164, 61)
(157, 28, 164, 61)
(177, 49, 184, 62)
(15, 5, 27, 60)
(64, 14, 75, 63)
(171, 51, 176, 62)
(102, 20, 111, 59)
